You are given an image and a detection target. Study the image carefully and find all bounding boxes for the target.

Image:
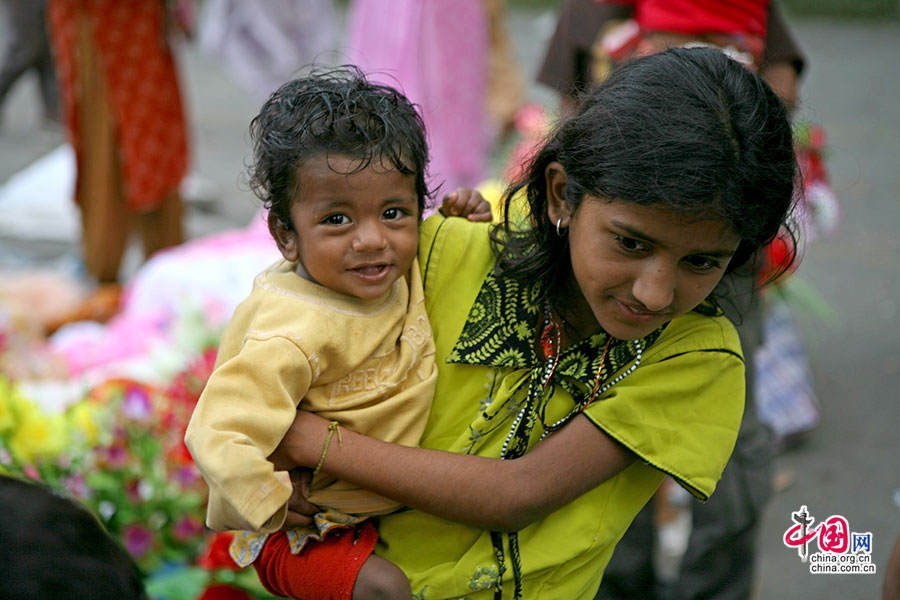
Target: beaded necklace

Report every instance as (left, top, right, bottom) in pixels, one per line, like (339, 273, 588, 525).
(538, 309, 613, 438)
(538, 313, 645, 440)
(501, 299, 645, 458)
(492, 299, 646, 599)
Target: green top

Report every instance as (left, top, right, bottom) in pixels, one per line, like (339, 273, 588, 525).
(376, 215, 745, 600)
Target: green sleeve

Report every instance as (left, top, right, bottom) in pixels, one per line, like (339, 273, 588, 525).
(583, 313, 745, 500)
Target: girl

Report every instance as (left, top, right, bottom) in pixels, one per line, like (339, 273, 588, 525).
(272, 47, 797, 599)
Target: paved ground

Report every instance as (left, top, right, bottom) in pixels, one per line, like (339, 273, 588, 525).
(752, 18, 900, 599)
(1, 9, 898, 599)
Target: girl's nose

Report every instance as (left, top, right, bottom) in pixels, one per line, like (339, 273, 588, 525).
(351, 222, 388, 252)
(632, 264, 676, 312)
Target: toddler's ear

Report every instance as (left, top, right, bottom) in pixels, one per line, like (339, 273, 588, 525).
(268, 211, 300, 261)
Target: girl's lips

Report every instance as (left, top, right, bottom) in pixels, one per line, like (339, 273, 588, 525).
(614, 299, 666, 324)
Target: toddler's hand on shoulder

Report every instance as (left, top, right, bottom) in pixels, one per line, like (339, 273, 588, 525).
(440, 187, 493, 222)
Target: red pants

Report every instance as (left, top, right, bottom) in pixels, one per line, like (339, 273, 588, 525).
(253, 523, 379, 600)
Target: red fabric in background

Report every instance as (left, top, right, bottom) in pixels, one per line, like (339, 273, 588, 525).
(611, 0, 769, 37)
(48, 0, 189, 212)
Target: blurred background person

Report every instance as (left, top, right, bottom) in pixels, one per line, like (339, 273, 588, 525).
(0, 0, 59, 128)
(345, 0, 490, 196)
(197, 0, 340, 103)
(538, 0, 802, 115)
(0, 475, 146, 599)
(46, 0, 192, 321)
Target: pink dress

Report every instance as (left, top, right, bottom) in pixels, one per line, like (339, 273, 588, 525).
(346, 0, 489, 202)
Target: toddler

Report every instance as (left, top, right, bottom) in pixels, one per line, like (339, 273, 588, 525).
(185, 66, 489, 600)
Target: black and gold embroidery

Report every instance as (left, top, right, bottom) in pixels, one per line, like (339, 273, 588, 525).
(449, 269, 667, 600)
(449, 269, 665, 457)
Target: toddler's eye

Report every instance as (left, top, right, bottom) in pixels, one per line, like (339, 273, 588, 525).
(323, 214, 349, 225)
(383, 207, 405, 220)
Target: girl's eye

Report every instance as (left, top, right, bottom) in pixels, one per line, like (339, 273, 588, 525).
(323, 214, 349, 226)
(614, 235, 648, 253)
(685, 256, 721, 271)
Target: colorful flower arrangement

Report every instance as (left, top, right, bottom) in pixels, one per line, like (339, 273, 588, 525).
(0, 347, 273, 599)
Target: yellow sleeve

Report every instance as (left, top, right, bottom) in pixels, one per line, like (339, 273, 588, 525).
(185, 336, 313, 532)
(418, 215, 494, 313)
(583, 314, 745, 500)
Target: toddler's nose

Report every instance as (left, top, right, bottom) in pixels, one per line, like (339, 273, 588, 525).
(352, 222, 388, 252)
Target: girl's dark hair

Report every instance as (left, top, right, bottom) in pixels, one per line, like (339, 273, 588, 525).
(248, 65, 433, 228)
(492, 47, 798, 312)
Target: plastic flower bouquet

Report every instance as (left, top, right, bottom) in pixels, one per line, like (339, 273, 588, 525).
(0, 350, 274, 599)
(0, 373, 208, 571)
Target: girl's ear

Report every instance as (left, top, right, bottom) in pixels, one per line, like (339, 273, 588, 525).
(545, 161, 572, 227)
(268, 211, 300, 262)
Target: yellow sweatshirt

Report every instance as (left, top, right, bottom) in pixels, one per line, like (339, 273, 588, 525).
(185, 258, 436, 540)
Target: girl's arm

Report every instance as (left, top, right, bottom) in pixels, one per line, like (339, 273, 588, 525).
(268, 410, 636, 532)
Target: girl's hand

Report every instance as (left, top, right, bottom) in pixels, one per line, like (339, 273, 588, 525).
(269, 411, 333, 528)
(282, 468, 318, 529)
(269, 410, 332, 471)
(440, 188, 493, 222)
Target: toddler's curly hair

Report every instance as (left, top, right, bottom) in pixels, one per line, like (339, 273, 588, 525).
(248, 65, 433, 228)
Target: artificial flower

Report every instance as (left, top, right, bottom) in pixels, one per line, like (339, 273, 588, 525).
(198, 584, 255, 600)
(67, 401, 103, 446)
(122, 384, 154, 422)
(7, 408, 67, 464)
(123, 523, 155, 559)
(173, 515, 205, 541)
(198, 532, 241, 571)
(0, 380, 14, 434)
